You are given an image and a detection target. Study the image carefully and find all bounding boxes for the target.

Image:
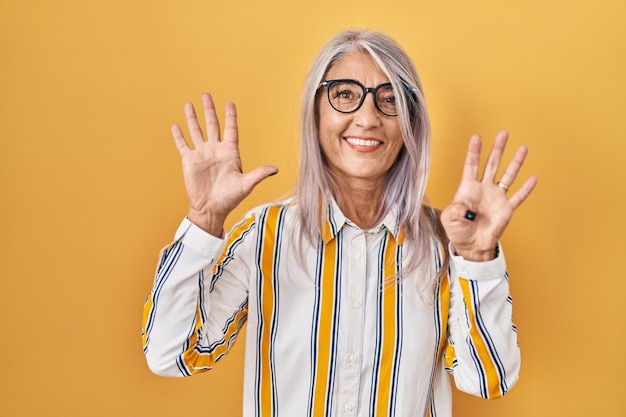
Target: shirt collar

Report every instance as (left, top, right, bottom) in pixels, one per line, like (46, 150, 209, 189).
(322, 197, 405, 245)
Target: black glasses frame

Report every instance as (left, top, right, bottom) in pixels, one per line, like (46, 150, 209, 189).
(318, 79, 399, 117)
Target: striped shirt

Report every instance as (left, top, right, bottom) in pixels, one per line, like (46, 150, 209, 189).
(142, 199, 520, 417)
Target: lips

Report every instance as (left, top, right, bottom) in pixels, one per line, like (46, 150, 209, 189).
(344, 137, 382, 147)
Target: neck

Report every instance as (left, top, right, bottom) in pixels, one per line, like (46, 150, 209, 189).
(333, 178, 385, 230)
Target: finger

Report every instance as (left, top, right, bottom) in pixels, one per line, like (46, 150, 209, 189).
(498, 144, 528, 189)
(202, 93, 221, 142)
(184, 102, 205, 146)
(507, 175, 538, 210)
(223, 102, 239, 144)
(461, 134, 482, 181)
(171, 124, 189, 155)
(240, 165, 279, 195)
(441, 201, 478, 224)
(482, 130, 508, 182)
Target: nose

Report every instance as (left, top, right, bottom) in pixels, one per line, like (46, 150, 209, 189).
(353, 92, 381, 128)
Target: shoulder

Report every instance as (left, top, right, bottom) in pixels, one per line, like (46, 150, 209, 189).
(244, 196, 298, 218)
(231, 197, 299, 234)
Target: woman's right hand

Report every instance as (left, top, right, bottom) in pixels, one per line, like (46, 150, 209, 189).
(171, 93, 278, 237)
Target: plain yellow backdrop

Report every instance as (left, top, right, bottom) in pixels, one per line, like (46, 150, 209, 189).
(1, 0, 625, 416)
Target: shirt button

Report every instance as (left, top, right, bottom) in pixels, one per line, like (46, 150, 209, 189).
(349, 354, 358, 363)
(352, 300, 361, 309)
(344, 403, 353, 411)
(353, 251, 361, 259)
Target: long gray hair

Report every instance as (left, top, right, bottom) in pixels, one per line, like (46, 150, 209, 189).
(296, 29, 449, 293)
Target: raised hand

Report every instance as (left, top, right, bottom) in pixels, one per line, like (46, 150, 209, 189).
(440, 131, 537, 261)
(171, 93, 278, 237)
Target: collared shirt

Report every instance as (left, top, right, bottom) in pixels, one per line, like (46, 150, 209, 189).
(142, 199, 520, 417)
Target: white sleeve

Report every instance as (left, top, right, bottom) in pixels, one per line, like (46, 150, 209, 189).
(142, 217, 253, 377)
(445, 244, 521, 398)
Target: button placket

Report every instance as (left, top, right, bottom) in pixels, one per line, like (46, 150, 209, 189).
(339, 228, 367, 416)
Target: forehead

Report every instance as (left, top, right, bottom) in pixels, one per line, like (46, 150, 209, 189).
(325, 51, 390, 84)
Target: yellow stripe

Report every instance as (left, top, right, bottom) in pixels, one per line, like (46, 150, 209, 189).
(311, 237, 337, 417)
(141, 294, 153, 349)
(458, 278, 501, 396)
(375, 234, 398, 416)
(182, 305, 248, 372)
(260, 206, 280, 416)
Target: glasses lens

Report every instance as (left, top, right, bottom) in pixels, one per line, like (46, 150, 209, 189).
(375, 84, 397, 116)
(327, 81, 363, 113)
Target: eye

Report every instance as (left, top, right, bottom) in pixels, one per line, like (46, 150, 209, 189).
(336, 89, 356, 100)
(330, 82, 362, 103)
(377, 85, 397, 109)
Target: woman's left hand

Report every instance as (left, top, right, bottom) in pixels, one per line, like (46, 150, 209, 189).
(440, 131, 538, 261)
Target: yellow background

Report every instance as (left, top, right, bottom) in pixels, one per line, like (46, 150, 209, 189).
(1, 0, 625, 416)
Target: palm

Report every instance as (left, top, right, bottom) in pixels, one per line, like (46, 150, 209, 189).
(440, 132, 537, 261)
(172, 94, 278, 235)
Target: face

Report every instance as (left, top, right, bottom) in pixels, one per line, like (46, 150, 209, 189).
(318, 51, 404, 189)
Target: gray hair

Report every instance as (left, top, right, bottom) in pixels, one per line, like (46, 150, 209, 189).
(296, 29, 448, 294)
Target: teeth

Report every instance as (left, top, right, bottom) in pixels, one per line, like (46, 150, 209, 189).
(345, 137, 381, 147)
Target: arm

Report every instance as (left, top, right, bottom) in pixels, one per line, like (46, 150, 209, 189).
(142, 216, 256, 377)
(142, 93, 276, 376)
(438, 131, 536, 396)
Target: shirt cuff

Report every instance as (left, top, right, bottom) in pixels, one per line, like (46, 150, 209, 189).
(174, 217, 226, 259)
(449, 242, 506, 281)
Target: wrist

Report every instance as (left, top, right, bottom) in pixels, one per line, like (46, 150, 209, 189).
(187, 209, 226, 238)
(452, 244, 499, 262)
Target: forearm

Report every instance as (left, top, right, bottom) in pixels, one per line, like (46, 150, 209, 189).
(445, 245, 521, 398)
(142, 219, 225, 376)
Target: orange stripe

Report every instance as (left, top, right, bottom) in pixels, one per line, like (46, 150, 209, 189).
(182, 305, 248, 372)
(259, 207, 280, 416)
(141, 295, 153, 350)
(176, 217, 257, 374)
(311, 237, 337, 417)
(458, 278, 501, 396)
(375, 235, 398, 416)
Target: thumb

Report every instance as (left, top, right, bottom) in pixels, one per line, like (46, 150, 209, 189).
(241, 165, 279, 194)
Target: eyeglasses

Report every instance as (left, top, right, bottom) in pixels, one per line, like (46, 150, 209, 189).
(318, 79, 399, 117)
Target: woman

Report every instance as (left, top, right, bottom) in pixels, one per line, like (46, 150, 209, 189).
(142, 30, 537, 416)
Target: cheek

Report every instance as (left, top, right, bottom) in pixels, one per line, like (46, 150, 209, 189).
(385, 123, 404, 154)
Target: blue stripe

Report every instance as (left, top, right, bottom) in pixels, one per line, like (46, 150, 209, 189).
(210, 219, 256, 290)
(424, 240, 445, 417)
(306, 239, 325, 417)
(368, 234, 388, 415)
(143, 242, 184, 352)
(388, 243, 403, 417)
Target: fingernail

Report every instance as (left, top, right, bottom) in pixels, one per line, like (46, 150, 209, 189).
(464, 210, 477, 221)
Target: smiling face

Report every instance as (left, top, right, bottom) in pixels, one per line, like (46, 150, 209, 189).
(318, 51, 404, 191)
